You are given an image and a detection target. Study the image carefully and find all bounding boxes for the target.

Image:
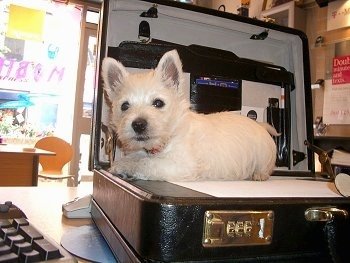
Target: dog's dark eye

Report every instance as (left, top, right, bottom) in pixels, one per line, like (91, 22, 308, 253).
(152, 99, 165, 108)
(121, 101, 130, 111)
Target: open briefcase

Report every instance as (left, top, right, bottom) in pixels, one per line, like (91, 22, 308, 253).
(90, 0, 350, 262)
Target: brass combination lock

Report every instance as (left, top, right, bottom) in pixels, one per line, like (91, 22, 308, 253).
(202, 210, 274, 247)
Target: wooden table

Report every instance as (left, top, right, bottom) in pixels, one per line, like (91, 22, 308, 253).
(0, 145, 55, 186)
(0, 185, 93, 262)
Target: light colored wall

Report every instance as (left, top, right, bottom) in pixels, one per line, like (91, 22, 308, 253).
(305, 2, 350, 135)
(197, 0, 264, 18)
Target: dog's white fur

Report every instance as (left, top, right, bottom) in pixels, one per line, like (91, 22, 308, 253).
(102, 50, 277, 181)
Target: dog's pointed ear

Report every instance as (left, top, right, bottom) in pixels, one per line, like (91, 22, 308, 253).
(155, 50, 183, 90)
(102, 57, 128, 102)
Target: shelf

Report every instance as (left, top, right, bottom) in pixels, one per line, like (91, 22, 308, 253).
(260, 1, 306, 31)
(314, 136, 350, 152)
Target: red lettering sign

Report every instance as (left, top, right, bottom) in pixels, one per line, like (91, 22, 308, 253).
(0, 57, 65, 84)
(332, 55, 350, 85)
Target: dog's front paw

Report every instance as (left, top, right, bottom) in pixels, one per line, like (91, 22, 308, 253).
(252, 172, 270, 181)
(107, 165, 135, 181)
(107, 169, 136, 181)
(108, 159, 144, 181)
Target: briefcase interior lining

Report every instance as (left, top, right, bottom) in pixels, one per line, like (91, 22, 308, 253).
(90, 1, 350, 262)
(94, 0, 313, 174)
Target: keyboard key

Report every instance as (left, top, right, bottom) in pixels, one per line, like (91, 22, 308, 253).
(19, 225, 43, 243)
(0, 244, 11, 255)
(0, 220, 11, 229)
(12, 241, 32, 255)
(0, 252, 18, 263)
(0, 205, 9, 213)
(12, 218, 29, 230)
(19, 249, 41, 262)
(5, 234, 25, 247)
(33, 239, 61, 260)
(0, 227, 16, 239)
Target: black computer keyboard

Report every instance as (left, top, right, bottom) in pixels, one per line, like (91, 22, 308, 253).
(0, 201, 77, 263)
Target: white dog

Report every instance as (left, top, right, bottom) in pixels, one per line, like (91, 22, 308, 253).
(102, 50, 277, 181)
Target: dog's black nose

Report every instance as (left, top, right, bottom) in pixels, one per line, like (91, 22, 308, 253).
(132, 118, 147, 134)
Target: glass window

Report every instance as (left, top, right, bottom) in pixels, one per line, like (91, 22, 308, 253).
(82, 35, 97, 118)
(0, 0, 82, 144)
(86, 10, 99, 24)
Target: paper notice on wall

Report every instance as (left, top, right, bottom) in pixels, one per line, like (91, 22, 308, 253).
(332, 55, 350, 85)
(6, 5, 45, 41)
(323, 79, 350, 124)
(327, 1, 350, 31)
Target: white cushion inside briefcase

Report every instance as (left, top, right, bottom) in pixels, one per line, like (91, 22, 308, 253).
(172, 177, 342, 197)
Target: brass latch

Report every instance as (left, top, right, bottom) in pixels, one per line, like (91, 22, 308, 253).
(305, 207, 348, 222)
(203, 210, 274, 247)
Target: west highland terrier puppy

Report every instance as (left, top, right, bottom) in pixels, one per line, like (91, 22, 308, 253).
(102, 50, 277, 181)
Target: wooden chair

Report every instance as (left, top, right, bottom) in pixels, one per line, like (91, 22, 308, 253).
(34, 136, 74, 182)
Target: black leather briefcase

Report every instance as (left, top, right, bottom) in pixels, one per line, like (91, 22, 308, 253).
(91, 172, 350, 263)
(90, 0, 350, 262)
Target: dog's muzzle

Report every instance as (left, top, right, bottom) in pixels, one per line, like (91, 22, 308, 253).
(132, 117, 147, 134)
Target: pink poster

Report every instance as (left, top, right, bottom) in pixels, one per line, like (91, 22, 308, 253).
(332, 55, 350, 85)
(323, 80, 350, 124)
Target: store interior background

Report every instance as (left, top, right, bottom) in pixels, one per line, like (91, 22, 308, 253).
(0, 0, 349, 185)
(0, 0, 101, 185)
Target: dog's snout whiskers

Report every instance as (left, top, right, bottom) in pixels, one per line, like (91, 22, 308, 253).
(132, 118, 147, 134)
